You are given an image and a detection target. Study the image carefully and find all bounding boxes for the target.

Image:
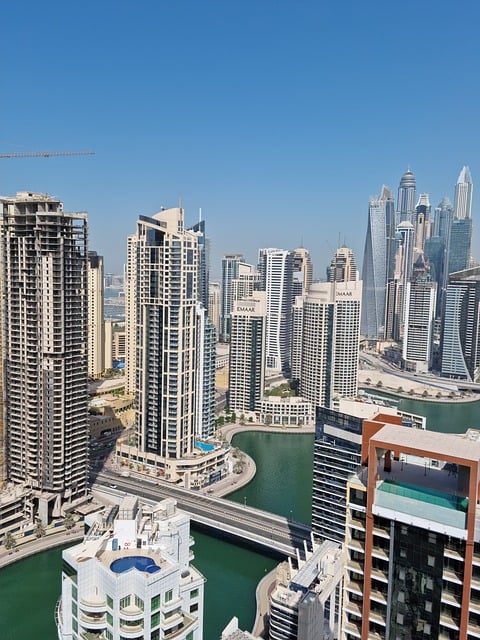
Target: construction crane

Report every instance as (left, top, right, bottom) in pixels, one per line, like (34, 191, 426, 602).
(0, 150, 95, 159)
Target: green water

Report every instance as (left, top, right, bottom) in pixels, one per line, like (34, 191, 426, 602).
(0, 400, 478, 639)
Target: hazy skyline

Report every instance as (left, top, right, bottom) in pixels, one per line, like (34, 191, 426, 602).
(2, 1, 480, 277)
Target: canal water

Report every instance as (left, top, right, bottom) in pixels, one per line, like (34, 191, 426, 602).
(1, 399, 479, 639)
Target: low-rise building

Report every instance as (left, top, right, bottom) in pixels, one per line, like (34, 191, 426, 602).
(258, 396, 315, 427)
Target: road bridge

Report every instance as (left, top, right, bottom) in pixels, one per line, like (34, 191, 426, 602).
(91, 470, 312, 559)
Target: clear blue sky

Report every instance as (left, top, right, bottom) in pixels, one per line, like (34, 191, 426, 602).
(1, 1, 480, 278)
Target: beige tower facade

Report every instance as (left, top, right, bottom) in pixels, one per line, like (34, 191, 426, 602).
(208, 282, 221, 337)
(228, 293, 267, 412)
(300, 280, 362, 408)
(87, 251, 105, 379)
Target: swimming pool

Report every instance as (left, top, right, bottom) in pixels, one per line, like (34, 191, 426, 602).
(110, 556, 161, 574)
(195, 441, 215, 452)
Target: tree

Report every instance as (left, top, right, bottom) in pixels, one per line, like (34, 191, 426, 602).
(64, 513, 76, 530)
(376, 380, 383, 388)
(3, 531, 16, 550)
(35, 521, 46, 538)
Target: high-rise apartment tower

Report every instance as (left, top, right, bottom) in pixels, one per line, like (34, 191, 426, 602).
(0, 192, 88, 522)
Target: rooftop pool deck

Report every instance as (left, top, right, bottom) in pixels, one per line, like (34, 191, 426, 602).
(110, 555, 161, 574)
(378, 479, 468, 512)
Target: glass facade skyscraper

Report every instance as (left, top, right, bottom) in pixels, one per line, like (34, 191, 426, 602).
(361, 186, 395, 339)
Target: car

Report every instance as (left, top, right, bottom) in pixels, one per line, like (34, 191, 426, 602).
(109, 484, 117, 489)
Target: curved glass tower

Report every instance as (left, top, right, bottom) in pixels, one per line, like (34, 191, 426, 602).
(361, 186, 395, 339)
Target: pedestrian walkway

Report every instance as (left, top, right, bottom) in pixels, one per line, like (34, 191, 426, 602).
(0, 522, 84, 569)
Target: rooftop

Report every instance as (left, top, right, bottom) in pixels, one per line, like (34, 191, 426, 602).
(371, 425, 480, 464)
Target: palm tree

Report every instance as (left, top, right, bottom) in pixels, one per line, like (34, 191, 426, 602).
(34, 521, 46, 538)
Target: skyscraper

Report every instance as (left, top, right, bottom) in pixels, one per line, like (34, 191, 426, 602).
(258, 248, 294, 374)
(446, 167, 474, 275)
(124, 207, 219, 485)
(292, 247, 313, 298)
(220, 253, 243, 342)
(208, 282, 221, 337)
(396, 169, 416, 224)
(299, 279, 362, 409)
(441, 266, 480, 381)
(402, 278, 437, 372)
(328, 245, 358, 283)
(228, 293, 266, 413)
(343, 424, 480, 640)
(361, 187, 394, 339)
(413, 193, 432, 254)
(87, 251, 105, 379)
(454, 165, 473, 220)
(232, 262, 260, 303)
(0, 192, 88, 522)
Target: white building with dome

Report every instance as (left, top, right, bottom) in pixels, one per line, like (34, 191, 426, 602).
(56, 496, 204, 640)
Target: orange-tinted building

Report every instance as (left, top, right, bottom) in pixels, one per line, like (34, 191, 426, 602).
(343, 425, 480, 640)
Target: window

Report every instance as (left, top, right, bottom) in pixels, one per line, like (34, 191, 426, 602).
(427, 555, 435, 567)
(72, 585, 77, 601)
(107, 595, 113, 609)
(151, 594, 160, 611)
(190, 588, 199, 598)
(120, 595, 130, 609)
(151, 612, 160, 628)
(190, 603, 199, 613)
(165, 590, 173, 603)
(107, 612, 113, 625)
(186, 632, 194, 640)
(425, 601, 432, 613)
(135, 595, 144, 610)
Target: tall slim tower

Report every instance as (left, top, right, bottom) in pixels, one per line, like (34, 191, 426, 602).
(126, 207, 215, 473)
(413, 193, 432, 254)
(87, 251, 105, 379)
(361, 187, 394, 339)
(402, 277, 437, 372)
(454, 165, 473, 220)
(0, 192, 88, 521)
(208, 282, 221, 337)
(396, 169, 416, 224)
(220, 253, 243, 342)
(258, 248, 294, 374)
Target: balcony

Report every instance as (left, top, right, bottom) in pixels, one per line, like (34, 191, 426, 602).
(369, 609, 386, 627)
(439, 611, 460, 631)
(343, 620, 361, 638)
(80, 595, 107, 613)
(118, 620, 144, 638)
(79, 612, 106, 628)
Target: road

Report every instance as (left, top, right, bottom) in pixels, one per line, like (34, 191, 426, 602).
(92, 470, 311, 558)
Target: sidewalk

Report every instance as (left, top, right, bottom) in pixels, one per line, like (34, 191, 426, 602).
(0, 522, 84, 570)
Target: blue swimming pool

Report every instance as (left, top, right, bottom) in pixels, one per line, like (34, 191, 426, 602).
(110, 556, 160, 574)
(195, 441, 215, 452)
